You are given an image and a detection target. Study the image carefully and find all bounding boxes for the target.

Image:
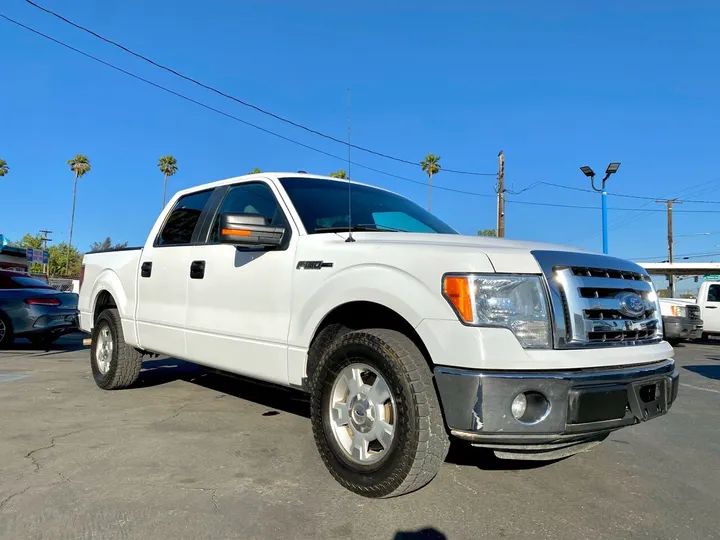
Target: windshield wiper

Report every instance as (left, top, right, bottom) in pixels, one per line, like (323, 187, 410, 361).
(314, 224, 407, 234)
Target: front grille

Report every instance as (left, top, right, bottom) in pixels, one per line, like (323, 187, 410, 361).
(687, 304, 701, 320)
(532, 251, 663, 349)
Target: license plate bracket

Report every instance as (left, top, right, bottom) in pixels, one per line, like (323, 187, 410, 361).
(628, 378, 668, 421)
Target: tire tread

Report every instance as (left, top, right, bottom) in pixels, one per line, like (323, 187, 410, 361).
(310, 328, 449, 498)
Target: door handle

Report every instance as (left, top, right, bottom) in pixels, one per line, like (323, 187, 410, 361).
(707, 306, 717, 309)
(190, 260, 205, 279)
(141, 261, 152, 278)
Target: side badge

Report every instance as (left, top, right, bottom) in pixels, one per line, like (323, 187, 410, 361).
(297, 261, 334, 270)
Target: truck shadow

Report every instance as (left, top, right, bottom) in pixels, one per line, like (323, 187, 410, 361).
(393, 529, 446, 539)
(684, 364, 720, 380)
(135, 357, 311, 418)
(445, 440, 564, 471)
(135, 358, 568, 472)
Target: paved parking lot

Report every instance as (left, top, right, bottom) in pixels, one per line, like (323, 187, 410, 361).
(1, 335, 719, 540)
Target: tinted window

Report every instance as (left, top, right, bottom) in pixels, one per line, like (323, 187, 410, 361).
(279, 177, 457, 234)
(12, 276, 52, 289)
(0, 273, 51, 289)
(708, 285, 720, 302)
(156, 190, 213, 246)
(209, 183, 285, 243)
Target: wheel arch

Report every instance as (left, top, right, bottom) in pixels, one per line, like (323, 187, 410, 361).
(304, 300, 434, 384)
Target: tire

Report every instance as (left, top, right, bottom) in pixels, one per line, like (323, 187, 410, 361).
(310, 328, 449, 498)
(666, 338, 681, 347)
(0, 311, 14, 349)
(90, 308, 142, 390)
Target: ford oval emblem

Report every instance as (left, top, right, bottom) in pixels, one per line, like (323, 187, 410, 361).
(617, 291, 646, 318)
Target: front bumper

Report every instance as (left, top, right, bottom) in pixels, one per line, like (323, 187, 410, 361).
(663, 316, 703, 340)
(434, 359, 678, 458)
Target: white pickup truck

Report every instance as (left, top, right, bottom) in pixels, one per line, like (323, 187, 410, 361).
(659, 298, 703, 345)
(79, 172, 679, 498)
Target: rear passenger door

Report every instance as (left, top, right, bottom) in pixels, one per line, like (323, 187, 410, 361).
(184, 180, 297, 384)
(135, 189, 215, 358)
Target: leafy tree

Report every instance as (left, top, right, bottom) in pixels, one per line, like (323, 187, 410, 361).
(248, 168, 262, 174)
(50, 242, 82, 276)
(15, 233, 82, 275)
(66, 154, 91, 274)
(329, 169, 348, 179)
(158, 155, 178, 208)
(420, 154, 441, 212)
(477, 229, 497, 237)
(90, 237, 129, 252)
(0, 159, 8, 177)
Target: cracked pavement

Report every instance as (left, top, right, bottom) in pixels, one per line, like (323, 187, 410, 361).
(1, 335, 719, 539)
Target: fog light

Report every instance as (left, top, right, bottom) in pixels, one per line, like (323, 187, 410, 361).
(511, 391, 550, 424)
(511, 393, 527, 420)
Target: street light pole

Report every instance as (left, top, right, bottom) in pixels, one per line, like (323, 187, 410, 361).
(601, 188, 608, 254)
(580, 162, 621, 255)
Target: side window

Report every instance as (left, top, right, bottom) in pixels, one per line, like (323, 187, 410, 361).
(707, 285, 720, 302)
(209, 183, 285, 243)
(156, 190, 213, 246)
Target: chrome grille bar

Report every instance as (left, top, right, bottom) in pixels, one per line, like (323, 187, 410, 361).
(532, 250, 663, 349)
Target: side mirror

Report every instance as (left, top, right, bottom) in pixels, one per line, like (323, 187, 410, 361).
(218, 213, 284, 247)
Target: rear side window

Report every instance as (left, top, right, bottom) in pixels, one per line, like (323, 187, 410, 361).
(707, 285, 720, 302)
(208, 183, 285, 243)
(156, 190, 213, 246)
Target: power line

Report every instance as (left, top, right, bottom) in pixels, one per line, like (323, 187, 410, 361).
(513, 180, 720, 204)
(22, 0, 496, 178)
(7, 14, 720, 217)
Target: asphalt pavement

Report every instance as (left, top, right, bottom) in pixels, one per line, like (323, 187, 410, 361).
(1, 335, 719, 540)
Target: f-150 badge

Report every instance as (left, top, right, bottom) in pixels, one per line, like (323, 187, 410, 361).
(296, 261, 334, 270)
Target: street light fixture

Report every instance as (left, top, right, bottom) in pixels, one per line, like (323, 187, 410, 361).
(579, 162, 621, 254)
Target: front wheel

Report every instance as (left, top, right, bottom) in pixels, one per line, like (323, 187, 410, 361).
(310, 328, 449, 498)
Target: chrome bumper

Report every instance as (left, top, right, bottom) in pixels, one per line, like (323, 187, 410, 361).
(434, 359, 678, 456)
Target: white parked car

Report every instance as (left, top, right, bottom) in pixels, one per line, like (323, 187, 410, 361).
(79, 173, 679, 497)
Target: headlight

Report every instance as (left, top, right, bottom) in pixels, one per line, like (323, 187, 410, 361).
(443, 274, 551, 349)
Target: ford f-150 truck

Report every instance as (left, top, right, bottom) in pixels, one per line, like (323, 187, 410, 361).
(79, 172, 679, 498)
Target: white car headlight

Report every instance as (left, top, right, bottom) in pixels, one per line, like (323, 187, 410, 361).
(443, 274, 551, 349)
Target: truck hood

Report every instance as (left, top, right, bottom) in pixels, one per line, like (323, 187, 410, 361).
(332, 232, 591, 273)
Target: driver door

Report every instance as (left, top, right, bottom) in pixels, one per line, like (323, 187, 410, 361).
(184, 181, 298, 385)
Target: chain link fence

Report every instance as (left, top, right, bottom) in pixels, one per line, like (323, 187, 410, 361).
(30, 273, 80, 292)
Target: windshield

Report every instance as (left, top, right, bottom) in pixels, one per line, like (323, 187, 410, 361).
(279, 177, 457, 235)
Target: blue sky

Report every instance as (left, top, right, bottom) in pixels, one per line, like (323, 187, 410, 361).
(2, 0, 720, 286)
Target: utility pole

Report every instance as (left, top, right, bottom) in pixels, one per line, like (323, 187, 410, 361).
(496, 150, 505, 238)
(38, 229, 52, 275)
(656, 199, 682, 297)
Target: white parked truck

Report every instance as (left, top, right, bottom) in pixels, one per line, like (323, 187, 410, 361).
(79, 173, 679, 498)
(659, 298, 703, 345)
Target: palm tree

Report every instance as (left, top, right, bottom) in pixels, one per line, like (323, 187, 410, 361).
(248, 168, 261, 174)
(66, 154, 91, 275)
(329, 169, 348, 179)
(420, 154, 441, 211)
(158, 155, 179, 208)
(0, 159, 8, 177)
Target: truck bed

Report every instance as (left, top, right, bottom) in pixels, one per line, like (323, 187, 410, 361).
(79, 248, 143, 335)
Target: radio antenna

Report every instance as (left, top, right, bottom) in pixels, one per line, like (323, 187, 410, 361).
(345, 88, 355, 243)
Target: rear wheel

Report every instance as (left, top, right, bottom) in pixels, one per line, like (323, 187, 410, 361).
(91, 308, 142, 390)
(0, 311, 13, 349)
(310, 328, 449, 498)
